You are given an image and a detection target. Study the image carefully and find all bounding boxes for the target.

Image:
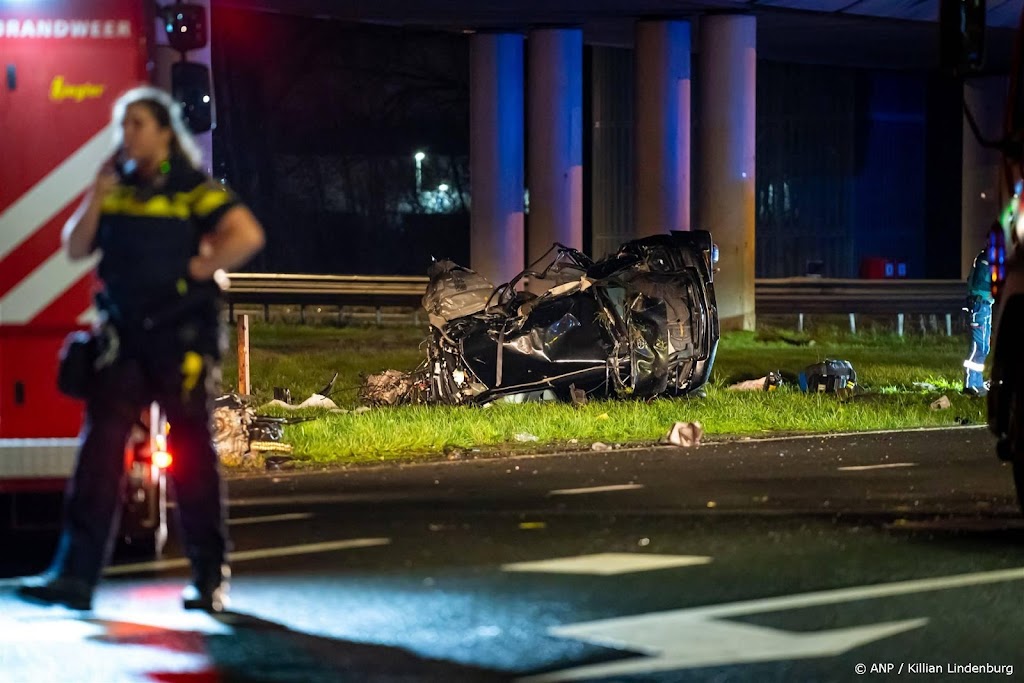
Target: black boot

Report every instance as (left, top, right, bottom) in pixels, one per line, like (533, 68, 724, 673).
(182, 563, 230, 612)
(16, 575, 93, 611)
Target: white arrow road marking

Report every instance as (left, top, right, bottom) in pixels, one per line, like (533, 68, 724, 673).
(838, 463, 916, 471)
(105, 538, 390, 575)
(521, 618, 928, 681)
(503, 553, 712, 576)
(548, 484, 645, 496)
(521, 565, 1024, 681)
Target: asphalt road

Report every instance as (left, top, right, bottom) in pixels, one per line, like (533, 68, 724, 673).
(2, 426, 1023, 682)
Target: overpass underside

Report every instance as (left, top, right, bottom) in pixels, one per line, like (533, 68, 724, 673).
(212, 0, 1022, 330)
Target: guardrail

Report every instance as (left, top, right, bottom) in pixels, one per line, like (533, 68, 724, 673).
(224, 273, 970, 332)
(754, 278, 967, 315)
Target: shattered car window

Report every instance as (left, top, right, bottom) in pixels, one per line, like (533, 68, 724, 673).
(361, 231, 720, 406)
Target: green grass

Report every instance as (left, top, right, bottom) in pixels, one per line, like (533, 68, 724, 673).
(220, 322, 983, 465)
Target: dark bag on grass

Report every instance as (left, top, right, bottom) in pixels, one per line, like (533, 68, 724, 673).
(800, 359, 857, 394)
(57, 331, 98, 400)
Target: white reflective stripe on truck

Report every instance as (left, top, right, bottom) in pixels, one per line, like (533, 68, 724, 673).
(0, 439, 78, 478)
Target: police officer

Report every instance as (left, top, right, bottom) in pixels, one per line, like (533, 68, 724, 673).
(964, 247, 994, 397)
(16, 87, 264, 612)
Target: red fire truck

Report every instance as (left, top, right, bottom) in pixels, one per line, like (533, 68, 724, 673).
(0, 0, 207, 553)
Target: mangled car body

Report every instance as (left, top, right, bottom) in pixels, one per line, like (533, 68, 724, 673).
(362, 231, 720, 406)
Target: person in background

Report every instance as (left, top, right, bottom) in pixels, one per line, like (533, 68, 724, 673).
(963, 243, 994, 397)
(16, 86, 264, 612)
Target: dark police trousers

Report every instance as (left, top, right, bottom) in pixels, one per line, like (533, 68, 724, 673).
(49, 348, 228, 592)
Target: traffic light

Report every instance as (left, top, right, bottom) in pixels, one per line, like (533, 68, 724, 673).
(171, 62, 213, 133)
(162, 3, 207, 53)
(940, 0, 986, 75)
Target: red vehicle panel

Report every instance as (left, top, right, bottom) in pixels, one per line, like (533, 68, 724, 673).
(1, 1, 150, 472)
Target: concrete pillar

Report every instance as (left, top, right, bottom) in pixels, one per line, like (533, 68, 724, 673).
(152, 0, 214, 174)
(962, 76, 1006, 278)
(697, 14, 756, 331)
(470, 33, 525, 286)
(635, 20, 691, 237)
(527, 28, 583, 288)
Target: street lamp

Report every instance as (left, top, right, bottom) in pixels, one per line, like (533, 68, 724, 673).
(414, 151, 426, 194)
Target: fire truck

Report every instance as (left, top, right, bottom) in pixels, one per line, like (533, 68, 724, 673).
(0, 0, 211, 553)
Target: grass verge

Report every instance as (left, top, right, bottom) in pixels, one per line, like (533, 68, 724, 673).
(220, 322, 984, 464)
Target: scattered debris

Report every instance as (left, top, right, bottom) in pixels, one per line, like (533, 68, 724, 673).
(497, 390, 558, 404)
(799, 359, 857, 395)
(706, 501, 718, 508)
(212, 394, 309, 468)
(591, 442, 613, 452)
(596, 413, 610, 421)
(728, 372, 783, 392)
(360, 369, 428, 407)
(728, 377, 765, 391)
(353, 406, 372, 415)
(569, 384, 588, 407)
(264, 454, 295, 471)
(912, 382, 939, 392)
(298, 393, 337, 409)
(514, 432, 540, 442)
(262, 374, 342, 411)
(263, 399, 295, 410)
(568, 438, 579, 444)
(930, 395, 952, 410)
(665, 421, 703, 448)
(249, 415, 286, 442)
(212, 394, 257, 467)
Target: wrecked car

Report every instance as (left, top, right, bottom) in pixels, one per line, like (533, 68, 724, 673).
(361, 230, 720, 406)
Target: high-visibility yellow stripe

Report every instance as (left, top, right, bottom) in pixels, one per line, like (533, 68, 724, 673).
(100, 183, 233, 220)
(101, 189, 191, 219)
(192, 185, 232, 217)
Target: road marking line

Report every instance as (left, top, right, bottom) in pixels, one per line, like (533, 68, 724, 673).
(503, 553, 712, 575)
(838, 463, 917, 471)
(227, 512, 314, 526)
(104, 538, 390, 576)
(548, 484, 644, 496)
(226, 493, 418, 506)
(573, 565, 1024, 624)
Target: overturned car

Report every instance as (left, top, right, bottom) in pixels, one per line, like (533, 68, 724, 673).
(361, 230, 720, 406)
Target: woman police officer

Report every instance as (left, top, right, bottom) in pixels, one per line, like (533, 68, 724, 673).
(16, 86, 265, 612)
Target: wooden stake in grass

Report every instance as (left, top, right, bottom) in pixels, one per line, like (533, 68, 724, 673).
(237, 314, 251, 396)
